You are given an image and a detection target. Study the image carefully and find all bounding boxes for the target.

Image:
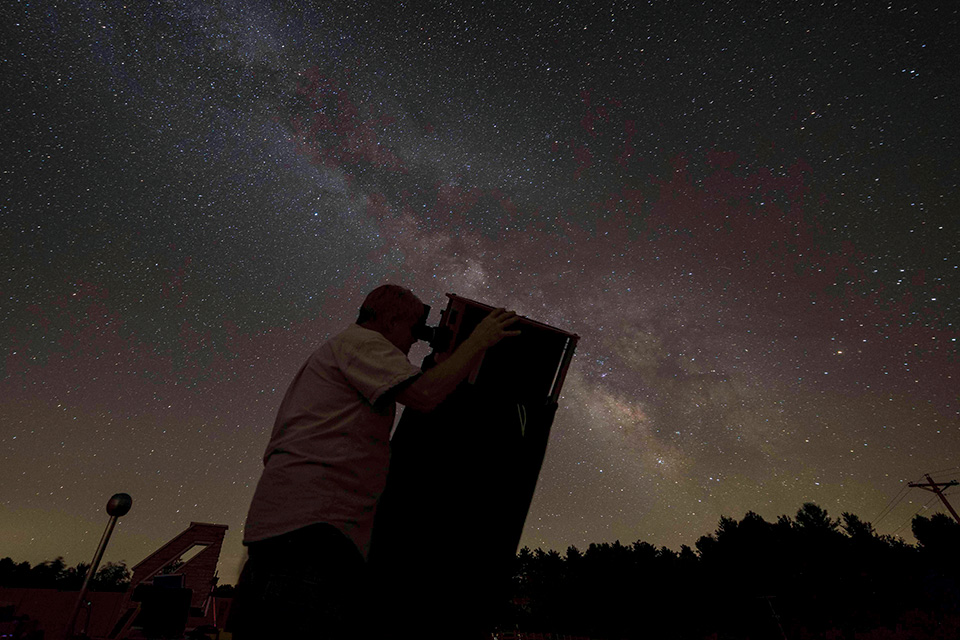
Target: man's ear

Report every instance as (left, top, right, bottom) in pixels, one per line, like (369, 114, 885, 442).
(357, 306, 376, 325)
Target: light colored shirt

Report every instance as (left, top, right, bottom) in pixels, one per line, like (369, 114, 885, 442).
(243, 324, 422, 557)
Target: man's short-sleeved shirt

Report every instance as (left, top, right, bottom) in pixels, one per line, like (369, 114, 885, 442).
(243, 324, 422, 557)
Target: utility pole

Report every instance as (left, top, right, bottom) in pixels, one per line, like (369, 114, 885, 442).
(908, 474, 960, 525)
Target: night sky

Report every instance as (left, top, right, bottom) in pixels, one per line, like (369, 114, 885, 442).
(3, 1, 958, 585)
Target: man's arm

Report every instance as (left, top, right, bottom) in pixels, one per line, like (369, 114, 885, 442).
(395, 308, 521, 412)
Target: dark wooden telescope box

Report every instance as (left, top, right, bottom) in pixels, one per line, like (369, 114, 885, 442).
(369, 294, 578, 635)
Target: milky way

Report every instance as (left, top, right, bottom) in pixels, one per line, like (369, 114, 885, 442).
(2, 1, 957, 582)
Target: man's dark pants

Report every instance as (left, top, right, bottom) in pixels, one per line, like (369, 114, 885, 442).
(227, 523, 368, 639)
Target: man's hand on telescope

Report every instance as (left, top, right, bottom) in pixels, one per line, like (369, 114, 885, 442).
(466, 308, 522, 350)
(395, 308, 521, 413)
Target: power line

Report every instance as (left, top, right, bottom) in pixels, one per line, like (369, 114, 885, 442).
(926, 466, 960, 476)
(874, 474, 932, 527)
(889, 495, 938, 538)
(873, 485, 911, 527)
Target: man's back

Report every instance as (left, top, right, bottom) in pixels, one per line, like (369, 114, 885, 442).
(243, 323, 421, 556)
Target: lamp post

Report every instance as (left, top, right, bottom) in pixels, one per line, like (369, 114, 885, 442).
(64, 493, 132, 640)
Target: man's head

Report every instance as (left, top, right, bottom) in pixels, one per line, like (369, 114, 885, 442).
(357, 284, 427, 355)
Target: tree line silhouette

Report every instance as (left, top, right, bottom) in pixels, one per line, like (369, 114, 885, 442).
(3, 503, 959, 638)
(0, 556, 131, 592)
(499, 503, 960, 639)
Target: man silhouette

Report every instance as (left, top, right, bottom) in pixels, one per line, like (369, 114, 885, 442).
(229, 284, 519, 639)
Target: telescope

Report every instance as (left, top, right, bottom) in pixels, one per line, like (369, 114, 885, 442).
(370, 293, 578, 636)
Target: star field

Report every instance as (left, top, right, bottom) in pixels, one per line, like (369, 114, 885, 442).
(1, 0, 958, 583)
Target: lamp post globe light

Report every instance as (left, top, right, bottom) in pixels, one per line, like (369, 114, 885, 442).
(65, 493, 133, 640)
(106, 493, 133, 517)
